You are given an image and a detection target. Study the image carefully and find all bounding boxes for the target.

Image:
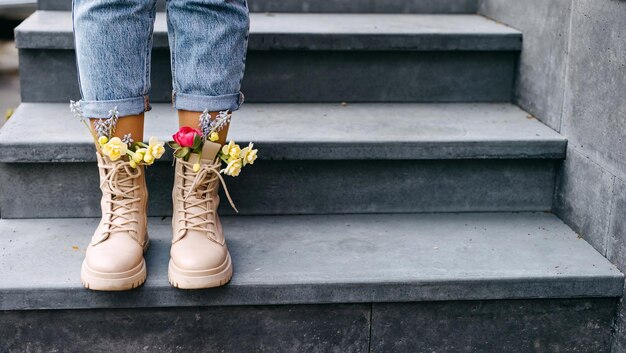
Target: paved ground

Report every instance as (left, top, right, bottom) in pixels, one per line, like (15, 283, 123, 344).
(0, 40, 20, 124)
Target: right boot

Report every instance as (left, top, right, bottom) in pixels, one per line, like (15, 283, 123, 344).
(81, 152, 149, 291)
(169, 153, 234, 289)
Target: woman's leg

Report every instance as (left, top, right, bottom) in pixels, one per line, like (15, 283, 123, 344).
(167, 0, 249, 144)
(73, 0, 157, 291)
(73, 0, 158, 142)
(166, 0, 249, 289)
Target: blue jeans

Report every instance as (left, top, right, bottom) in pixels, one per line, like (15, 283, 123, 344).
(72, 0, 249, 118)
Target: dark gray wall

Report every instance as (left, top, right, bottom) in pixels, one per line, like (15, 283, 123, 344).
(479, 0, 572, 131)
(479, 0, 626, 351)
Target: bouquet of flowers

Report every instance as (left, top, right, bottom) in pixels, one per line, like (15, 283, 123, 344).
(168, 109, 258, 176)
(70, 101, 165, 167)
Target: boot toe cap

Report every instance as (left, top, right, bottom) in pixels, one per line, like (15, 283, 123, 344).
(171, 234, 229, 271)
(85, 236, 144, 274)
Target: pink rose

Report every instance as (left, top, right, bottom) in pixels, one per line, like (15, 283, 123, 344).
(173, 127, 201, 148)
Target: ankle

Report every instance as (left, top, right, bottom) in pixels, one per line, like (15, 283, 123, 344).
(178, 110, 230, 145)
(90, 113, 145, 144)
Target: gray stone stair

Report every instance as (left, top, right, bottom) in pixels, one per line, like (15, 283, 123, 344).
(15, 11, 521, 103)
(4, 4, 622, 352)
(39, 0, 478, 13)
(0, 102, 566, 218)
(0, 213, 622, 351)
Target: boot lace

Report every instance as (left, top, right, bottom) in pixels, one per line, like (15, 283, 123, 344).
(96, 161, 142, 242)
(174, 159, 237, 242)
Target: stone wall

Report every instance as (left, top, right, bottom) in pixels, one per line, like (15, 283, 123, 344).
(479, 0, 626, 351)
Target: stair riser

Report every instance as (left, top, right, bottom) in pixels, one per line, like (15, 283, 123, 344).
(1, 299, 616, 353)
(39, 0, 478, 13)
(0, 159, 557, 218)
(19, 49, 516, 103)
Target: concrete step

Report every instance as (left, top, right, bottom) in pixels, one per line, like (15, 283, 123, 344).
(0, 213, 621, 352)
(0, 102, 565, 218)
(15, 11, 521, 103)
(39, 0, 478, 13)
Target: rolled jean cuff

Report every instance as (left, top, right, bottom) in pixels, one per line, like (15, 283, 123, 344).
(173, 91, 245, 112)
(79, 96, 150, 118)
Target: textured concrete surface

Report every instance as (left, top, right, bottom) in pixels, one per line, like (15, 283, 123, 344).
(607, 178, 626, 353)
(15, 11, 521, 51)
(371, 299, 618, 353)
(560, 0, 626, 180)
(554, 147, 615, 255)
(1, 300, 617, 353)
(40, 0, 477, 13)
(608, 178, 626, 281)
(479, 0, 572, 131)
(1, 305, 370, 352)
(2, 300, 617, 353)
(0, 159, 558, 218)
(19, 49, 518, 103)
(242, 50, 516, 103)
(607, 180, 626, 351)
(556, 2, 626, 352)
(0, 103, 566, 162)
(483, 1, 626, 350)
(0, 213, 621, 310)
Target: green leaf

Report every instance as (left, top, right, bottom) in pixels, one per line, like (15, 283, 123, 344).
(174, 147, 190, 159)
(192, 134, 202, 150)
(167, 141, 180, 149)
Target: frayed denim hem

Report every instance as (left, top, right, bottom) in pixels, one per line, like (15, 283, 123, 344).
(79, 95, 151, 118)
(173, 91, 244, 112)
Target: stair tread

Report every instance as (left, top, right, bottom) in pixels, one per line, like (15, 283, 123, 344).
(15, 11, 522, 51)
(0, 213, 621, 310)
(0, 103, 566, 162)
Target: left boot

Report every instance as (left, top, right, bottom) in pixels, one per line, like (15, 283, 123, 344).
(169, 152, 236, 289)
(81, 153, 149, 291)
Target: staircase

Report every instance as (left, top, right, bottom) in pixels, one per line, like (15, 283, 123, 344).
(1, 0, 622, 352)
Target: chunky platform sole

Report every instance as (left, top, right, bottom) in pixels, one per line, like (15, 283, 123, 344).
(81, 239, 149, 291)
(168, 253, 233, 289)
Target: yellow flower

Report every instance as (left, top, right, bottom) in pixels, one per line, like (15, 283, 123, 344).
(209, 132, 220, 142)
(143, 152, 155, 165)
(221, 140, 241, 159)
(193, 163, 201, 172)
(147, 136, 165, 159)
(226, 154, 239, 164)
(129, 160, 137, 169)
(240, 143, 258, 166)
(98, 136, 108, 146)
(221, 158, 242, 177)
(101, 137, 127, 161)
(131, 148, 147, 164)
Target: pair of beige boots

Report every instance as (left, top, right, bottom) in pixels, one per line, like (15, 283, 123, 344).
(81, 150, 232, 291)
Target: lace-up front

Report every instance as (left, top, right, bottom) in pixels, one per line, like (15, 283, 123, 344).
(98, 161, 143, 237)
(173, 158, 236, 243)
(91, 155, 148, 246)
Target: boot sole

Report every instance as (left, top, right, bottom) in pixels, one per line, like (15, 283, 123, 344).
(168, 253, 233, 289)
(80, 238, 149, 291)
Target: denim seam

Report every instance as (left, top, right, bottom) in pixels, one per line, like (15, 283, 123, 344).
(70, 0, 84, 99)
(239, 0, 250, 90)
(143, 0, 158, 107)
(167, 4, 178, 107)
